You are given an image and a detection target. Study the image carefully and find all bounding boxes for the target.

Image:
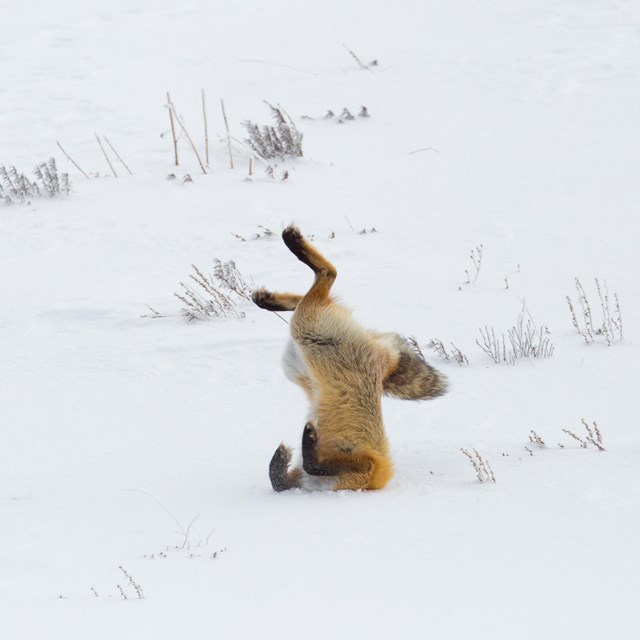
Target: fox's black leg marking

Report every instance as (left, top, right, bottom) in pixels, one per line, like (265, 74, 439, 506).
(252, 289, 280, 311)
(269, 444, 293, 492)
(252, 289, 291, 312)
(302, 422, 318, 468)
(302, 423, 336, 476)
(282, 226, 315, 270)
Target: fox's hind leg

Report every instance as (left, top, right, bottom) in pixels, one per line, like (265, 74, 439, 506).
(269, 444, 303, 492)
(282, 226, 337, 302)
(301, 424, 392, 490)
(252, 289, 302, 312)
(301, 423, 372, 477)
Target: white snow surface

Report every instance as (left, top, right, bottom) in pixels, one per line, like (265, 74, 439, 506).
(2, 0, 640, 637)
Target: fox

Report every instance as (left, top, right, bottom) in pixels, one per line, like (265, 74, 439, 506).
(252, 225, 446, 492)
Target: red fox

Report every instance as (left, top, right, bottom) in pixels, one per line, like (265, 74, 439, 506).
(253, 226, 446, 491)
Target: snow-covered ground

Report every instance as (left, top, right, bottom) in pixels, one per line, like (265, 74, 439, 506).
(2, 0, 639, 637)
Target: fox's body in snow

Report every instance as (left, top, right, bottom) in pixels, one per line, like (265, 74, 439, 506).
(252, 226, 446, 491)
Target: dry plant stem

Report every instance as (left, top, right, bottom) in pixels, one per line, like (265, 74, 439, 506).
(202, 89, 210, 167)
(428, 338, 469, 366)
(228, 134, 269, 166)
(243, 102, 303, 160)
(567, 278, 623, 344)
(460, 448, 496, 483)
(614, 293, 623, 339)
(595, 279, 611, 345)
(594, 279, 623, 346)
(271, 311, 290, 325)
(175, 259, 251, 321)
(221, 99, 234, 169)
(166, 92, 179, 166)
(104, 136, 133, 175)
(576, 278, 594, 340)
(342, 43, 373, 72)
(406, 336, 426, 361)
(428, 338, 448, 360)
(166, 97, 207, 174)
(476, 307, 553, 365)
(126, 488, 194, 547)
(566, 295, 585, 341)
(119, 566, 144, 599)
(466, 245, 483, 284)
(450, 343, 469, 366)
(581, 418, 605, 451)
(94, 133, 118, 177)
(56, 141, 90, 179)
(529, 430, 546, 447)
(477, 326, 511, 365)
(562, 428, 588, 448)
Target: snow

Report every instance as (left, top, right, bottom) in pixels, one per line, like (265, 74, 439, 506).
(1, 0, 639, 637)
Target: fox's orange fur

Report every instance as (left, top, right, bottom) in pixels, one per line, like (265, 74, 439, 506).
(253, 226, 446, 492)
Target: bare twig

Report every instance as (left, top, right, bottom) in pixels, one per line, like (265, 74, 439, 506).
(94, 133, 118, 177)
(202, 89, 210, 167)
(166, 96, 207, 174)
(562, 428, 588, 448)
(221, 99, 234, 169)
(344, 215, 356, 232)
(104, 136, 133, 175)
(166, 92, 179, 166)
(56, 141, 90, 179)
(343, 44, 373, 72)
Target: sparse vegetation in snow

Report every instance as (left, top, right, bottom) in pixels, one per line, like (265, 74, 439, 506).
(460, 448, 496, 483)
(243, 102, 303, 160)
(476, 307, 554, 365)
(1, 158, 70, 205)
(567, 277, 623, 345)
(175, 259, 252, 321)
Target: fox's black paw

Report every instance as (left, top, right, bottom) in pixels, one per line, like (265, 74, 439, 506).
(252, 288, 280, 311)
(282, 225, 309, 263)
(282, 225, 304, 248)
(269, 444, 292, 492)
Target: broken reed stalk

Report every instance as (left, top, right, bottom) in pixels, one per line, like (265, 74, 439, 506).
(94, 133, 118, 177)
(104, 136, 133, 175)
(166, 96, 207, 174)
(342, 43, 373, 72)
(221, 99, 234, 169)
(56, 141, 90, 179)
(202, 89, 210, 167)
(166, 91, 179, 167)
(249, 158, 253, 176)
(228, 134, 268, 166)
